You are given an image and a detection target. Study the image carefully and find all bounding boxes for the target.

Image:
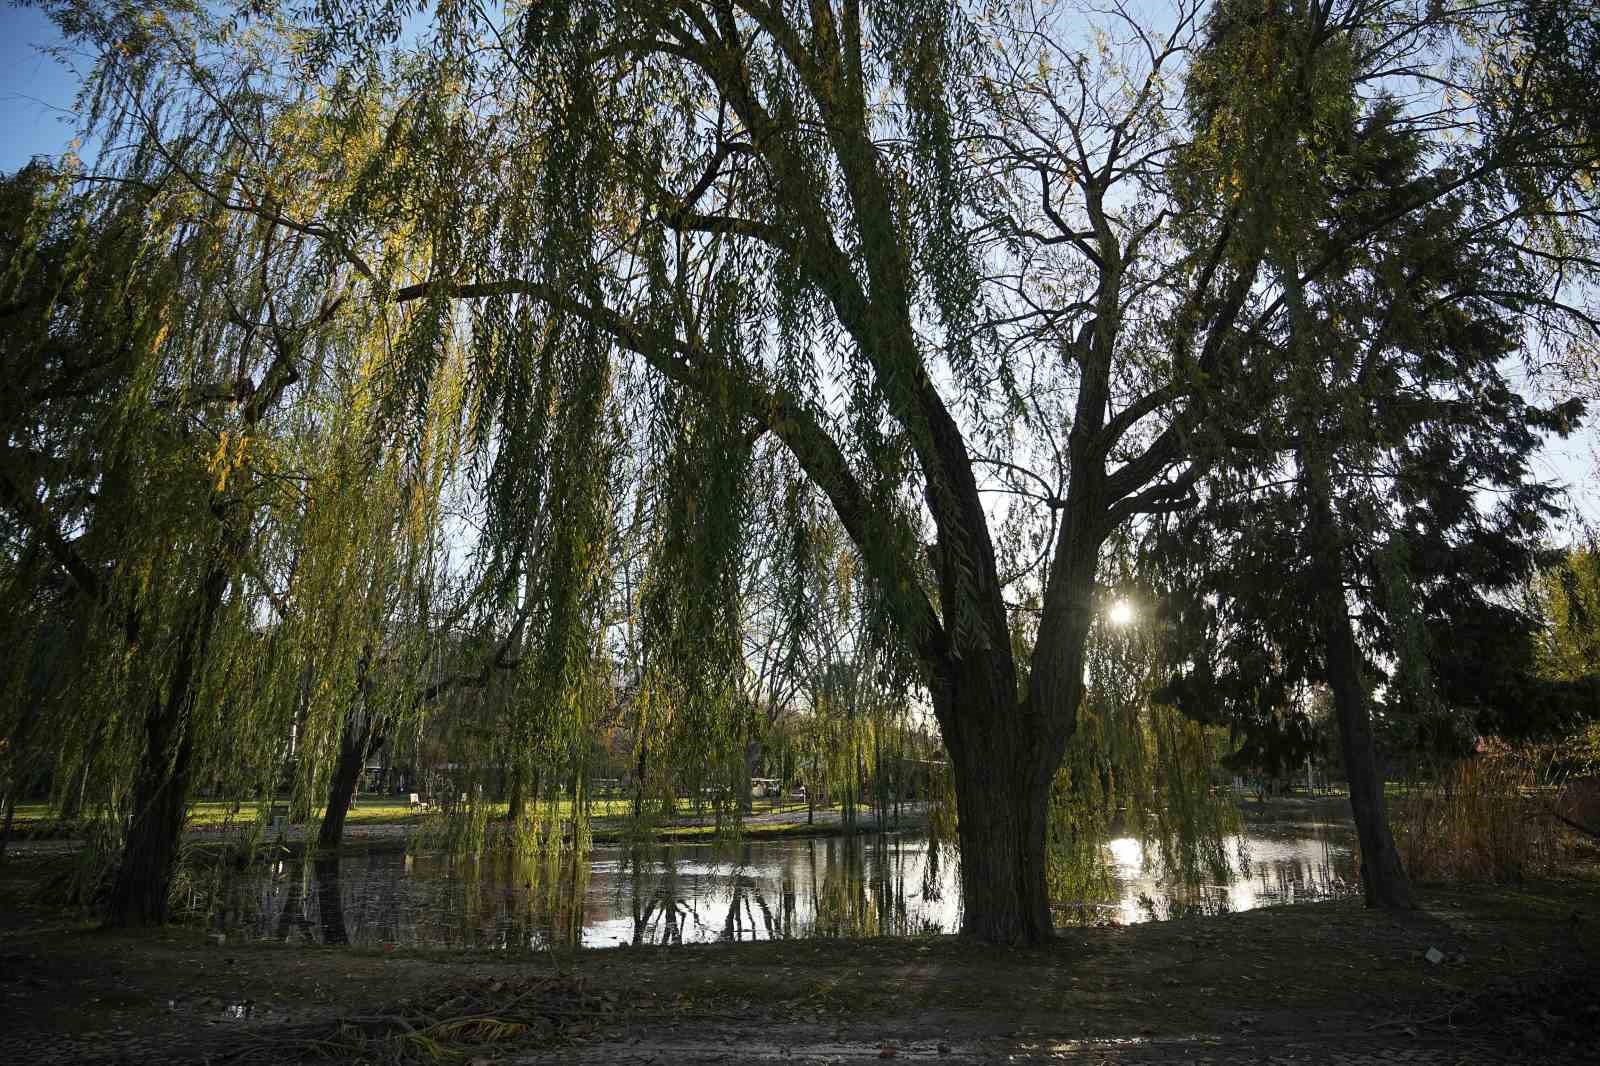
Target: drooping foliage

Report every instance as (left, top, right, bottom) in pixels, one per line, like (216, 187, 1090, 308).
(3, 0, 1597, 939)
(1049, 603, 1239, 922)
(1528, 546, 1600, 759)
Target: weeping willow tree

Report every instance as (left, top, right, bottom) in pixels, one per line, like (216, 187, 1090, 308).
(0, 1, 638, 926)
(0, 142, 348, 923)
(0, 162, 99, 861)
(0, 8, 488, 920)
(216, 0, 1271, 945)
(24, 0, 1597, 942)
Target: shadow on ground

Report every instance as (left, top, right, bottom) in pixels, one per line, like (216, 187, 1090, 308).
(0, 858, 1594, 1065)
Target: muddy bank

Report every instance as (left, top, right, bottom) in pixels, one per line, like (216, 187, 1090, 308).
(1, 851, 1595, 1065)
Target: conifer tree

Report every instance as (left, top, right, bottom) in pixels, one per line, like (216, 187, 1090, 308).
(1150, 0, 1593, 908)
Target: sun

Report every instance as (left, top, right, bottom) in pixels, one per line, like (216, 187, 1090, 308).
(1108, 599, 1136, 627)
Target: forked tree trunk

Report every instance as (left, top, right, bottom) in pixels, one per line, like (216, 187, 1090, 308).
(1303, 455, 1413, 909)
(939, 652, 1056, 945)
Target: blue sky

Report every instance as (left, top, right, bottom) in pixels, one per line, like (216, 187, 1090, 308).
(1, 4, 1594, 530)
(0, 6, 87, 172)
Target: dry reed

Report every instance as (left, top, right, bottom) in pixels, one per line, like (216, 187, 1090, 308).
(1390, 753, 1564, 882)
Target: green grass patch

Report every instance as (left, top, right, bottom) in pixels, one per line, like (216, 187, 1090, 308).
(10, 796, 823, 834)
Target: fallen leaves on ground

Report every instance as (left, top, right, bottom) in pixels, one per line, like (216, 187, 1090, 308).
(216, 973, 609, 1065)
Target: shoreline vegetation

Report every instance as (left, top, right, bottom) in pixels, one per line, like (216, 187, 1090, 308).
(6, 791, 1379, 855)
(4, 795, 941, 852)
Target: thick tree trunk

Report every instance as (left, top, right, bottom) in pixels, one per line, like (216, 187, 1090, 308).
(939, 653, 1056, 945)
(107, 714, 197, 926)
(1304, 457, 1413, 910)
(106, 562, 229, 927)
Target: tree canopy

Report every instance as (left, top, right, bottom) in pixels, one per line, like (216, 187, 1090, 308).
(0, 0, 1596, 940)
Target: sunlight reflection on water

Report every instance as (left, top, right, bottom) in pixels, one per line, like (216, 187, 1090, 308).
(236, 819, 1356, 950)
(1099, 825, 1356, 924)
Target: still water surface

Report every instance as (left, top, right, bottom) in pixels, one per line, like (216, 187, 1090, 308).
(238, 818, 1356, 950)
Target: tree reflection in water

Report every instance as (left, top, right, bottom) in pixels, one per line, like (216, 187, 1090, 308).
(314, 856, 348, 945)
(238, 825, 1352, 949)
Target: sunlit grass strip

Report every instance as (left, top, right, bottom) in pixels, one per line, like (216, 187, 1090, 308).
(7, 797, 644, 829)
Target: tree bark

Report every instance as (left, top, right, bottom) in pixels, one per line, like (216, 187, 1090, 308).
(105, 560, 229, 927)
(106, 709, 198, 926)
(317, 719, 372, 853)
(938, 652, 1056, 944)
(1303, 454, 1413, 910)
(739, 739, 760, 815)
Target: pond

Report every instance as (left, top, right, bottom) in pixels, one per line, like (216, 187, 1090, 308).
(228, 816, 1357, 950)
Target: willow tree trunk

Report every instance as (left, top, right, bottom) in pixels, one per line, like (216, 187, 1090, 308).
(106, 561, 229, 927)
(508, 764, 527, 823)
(938, 652, 1057, 945)
(108, 710, 198, 925)
(739, 740, 760, 814)
(1303, 456, 1413, 909)
(317, 726, 369, 853)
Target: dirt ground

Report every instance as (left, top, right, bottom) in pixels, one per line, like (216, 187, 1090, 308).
(2, 847, 1597, 1066)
